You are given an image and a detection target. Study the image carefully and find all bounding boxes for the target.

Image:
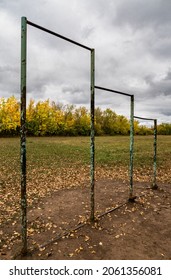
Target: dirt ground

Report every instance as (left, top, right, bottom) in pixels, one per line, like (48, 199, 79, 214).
(0, 178, 171, 260)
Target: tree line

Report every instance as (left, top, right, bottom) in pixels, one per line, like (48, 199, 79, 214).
(0, 96, 170, 136)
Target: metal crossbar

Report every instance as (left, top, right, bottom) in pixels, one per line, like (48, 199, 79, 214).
(95, 85, 132, 97)
(27, 20, 92, 51)
(134, 116, 156, 121)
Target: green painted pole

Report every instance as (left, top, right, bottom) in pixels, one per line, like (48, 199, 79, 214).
(129, 95, 135, 201)
(90, 49, 95, 221)
(152, 119, 158, 189)
(20, 16, 27, 255)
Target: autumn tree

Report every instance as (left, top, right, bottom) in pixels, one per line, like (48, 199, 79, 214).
(63, 104, 76, 135)
(0, 96, 20, 136)
(73, 107, 90, 136)
(157, 123, 171, 135)
(101, 109, 116, 135)
(26, 99, 64, 136)
(95, 107, 104, 135)
(0, 96, 162, 136)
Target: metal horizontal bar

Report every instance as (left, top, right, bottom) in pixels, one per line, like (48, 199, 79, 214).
(39, 200, 127, 249)
(95, 85, 132, 97)
(27, 20, 92, 51)
(134, 116, 156, 121)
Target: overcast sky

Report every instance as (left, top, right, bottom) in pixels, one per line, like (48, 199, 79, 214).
(0, 0, 171, 124)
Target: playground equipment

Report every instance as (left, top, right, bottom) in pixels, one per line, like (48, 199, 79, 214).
(21, 16, 95, 255)
(20, 17, 157, 255)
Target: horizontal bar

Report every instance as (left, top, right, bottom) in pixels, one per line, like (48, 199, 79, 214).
(95, 85, 132, 97)
(134, 116, 156, 121)
(27, 20, 92, 51)
(40, 200, 127, 249)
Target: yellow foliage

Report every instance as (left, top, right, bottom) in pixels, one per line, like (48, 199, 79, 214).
(0, 96, 152, 136)
(0, 96, 20, 131)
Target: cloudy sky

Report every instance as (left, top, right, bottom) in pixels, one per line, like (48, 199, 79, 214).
(0, 0, 171, 124)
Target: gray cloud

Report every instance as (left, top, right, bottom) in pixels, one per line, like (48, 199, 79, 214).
(144, 69, 171, 98)
(62, 85, 89, 105)
(164, 70, 171, 81)
(113, 0, 171, 29)
(0, 0, 171, 124)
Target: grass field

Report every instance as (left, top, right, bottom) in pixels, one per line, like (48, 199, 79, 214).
(0, 135, 171, 218)
(0, 135, 171, 180)
(0, 135, 171, 167)
(0, 135, 171, 259)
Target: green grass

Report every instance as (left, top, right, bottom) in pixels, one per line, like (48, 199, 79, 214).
(1, 136, 171, 258)
(0, 135, 171, 227)
(0, 136, 171, 171)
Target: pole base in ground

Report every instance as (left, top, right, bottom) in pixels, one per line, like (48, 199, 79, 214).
(151, 184, 158, 190)
(20, 247, 28, 257)
(13, 247, 31, 259)
(128, 195, 137, 202)
(90, 215, 98, 223)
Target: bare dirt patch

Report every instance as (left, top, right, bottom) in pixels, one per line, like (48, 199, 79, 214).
(1, 179, 171, 260)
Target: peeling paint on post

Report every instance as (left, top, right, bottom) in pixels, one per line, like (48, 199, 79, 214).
(20, 16, 27, 255)
(90, 49, 95, 222)
(152, 119, 158, 189)
(129, 95, 134, 200)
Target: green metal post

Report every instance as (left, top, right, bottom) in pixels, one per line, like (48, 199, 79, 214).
(90, 49, 95, 221)
(129, 95, 135, 201)
(20, 16, 27, 255)
(152, 119, 158, 189)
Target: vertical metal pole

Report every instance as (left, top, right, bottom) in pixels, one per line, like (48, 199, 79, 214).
(152, 119, 158, 189)
(21, 16, 27, 255)
(90, 49, 95, 221)
(129, 95, 135, 201)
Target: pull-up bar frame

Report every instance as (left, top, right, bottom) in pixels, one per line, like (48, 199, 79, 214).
(134, 116, 158, 189)
(21, 17, 95, 255)
(95, 86, 135, 201)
